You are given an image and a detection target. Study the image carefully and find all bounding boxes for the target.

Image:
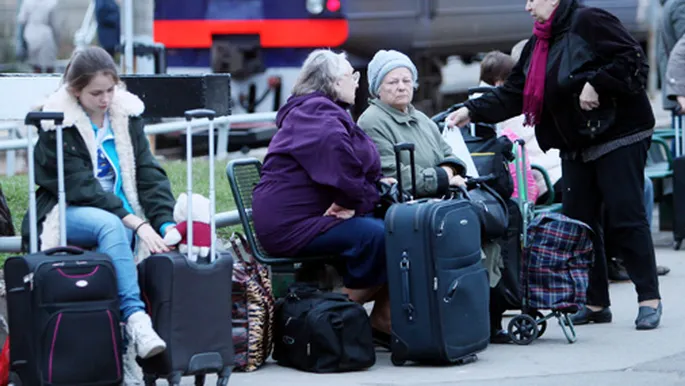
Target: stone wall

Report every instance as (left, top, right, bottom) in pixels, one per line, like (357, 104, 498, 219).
(0, 0, 90, 63)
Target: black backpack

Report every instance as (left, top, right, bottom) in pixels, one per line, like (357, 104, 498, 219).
(0, 184, 14, 236)
(461, 123, 515, 200)
(272, 283, 375, 373)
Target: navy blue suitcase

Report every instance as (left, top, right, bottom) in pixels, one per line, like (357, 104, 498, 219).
(385, 143, 490, 366)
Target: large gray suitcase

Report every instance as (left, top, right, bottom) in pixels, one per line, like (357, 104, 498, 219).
(136, 109, 233, 386)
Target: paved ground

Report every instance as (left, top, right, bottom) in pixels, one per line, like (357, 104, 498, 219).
(165, 231, 685, 386)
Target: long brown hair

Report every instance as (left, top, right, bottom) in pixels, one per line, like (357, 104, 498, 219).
(62, 46, 121, 93)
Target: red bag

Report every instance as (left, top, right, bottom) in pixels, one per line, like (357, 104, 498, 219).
(0, 336, 10, 386)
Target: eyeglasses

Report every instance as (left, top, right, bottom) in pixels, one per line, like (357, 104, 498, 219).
(344, 71, 360, 84)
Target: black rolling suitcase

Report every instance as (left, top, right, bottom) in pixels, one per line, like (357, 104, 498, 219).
(384, 143, 490, 366)
(136, 109, 234, 386)
(672, 111, 685, 249)
(5, 112, 122, 386)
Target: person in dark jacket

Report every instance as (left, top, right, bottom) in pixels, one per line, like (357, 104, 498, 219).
(252, 49, 394, 343)
(447, 0, 662, 330)
(95, 0, 121, 58)
(20, 46, 176, 381)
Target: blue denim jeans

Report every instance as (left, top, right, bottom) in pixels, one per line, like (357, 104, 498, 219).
(65, 206, 145, 321)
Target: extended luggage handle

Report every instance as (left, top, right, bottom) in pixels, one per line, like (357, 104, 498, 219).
(24, 111, 67, 253)
(184, 108, 217, 263)
(393, 143, 417, 202)
(673, 107, 684, 158)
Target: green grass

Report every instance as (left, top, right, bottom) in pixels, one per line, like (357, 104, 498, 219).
(0, 159, 243, 261)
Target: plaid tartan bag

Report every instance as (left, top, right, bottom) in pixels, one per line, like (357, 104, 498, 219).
(524, 213, 594, 311)
(230, 232, 275, 372)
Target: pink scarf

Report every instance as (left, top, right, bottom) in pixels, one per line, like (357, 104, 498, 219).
(522, 9, 557, 127)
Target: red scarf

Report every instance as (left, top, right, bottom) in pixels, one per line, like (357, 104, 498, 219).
(522, 9, 557, 127)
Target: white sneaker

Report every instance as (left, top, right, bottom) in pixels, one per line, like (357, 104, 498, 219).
(126, 311, 167, 359)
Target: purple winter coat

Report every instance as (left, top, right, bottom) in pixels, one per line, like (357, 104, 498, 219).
(252, 92, 382, 256)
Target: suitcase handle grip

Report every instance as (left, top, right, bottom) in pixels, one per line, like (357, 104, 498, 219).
(25, 111, 64, 126)
(393, 142, 417, 201)
(393, 143, 415, 152)
(44, 246, 85, 256)
(185, 109, 216, 121)
(184, 108, 218, 263)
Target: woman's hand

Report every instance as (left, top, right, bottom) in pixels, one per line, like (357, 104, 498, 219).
(449, 175, 467, 188)
(324, 203, 355, 220)
(579, 82, 600, 111)
(137, 223, 170, 254)
(446, 107, 471, 128)
(380, 177, 398, 185)
(441, 166, 455, 180)
(677, 96, 685, 113)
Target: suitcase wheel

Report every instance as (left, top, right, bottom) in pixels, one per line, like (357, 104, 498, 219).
(456, 354, 478, 365)
(167, 372, 183, 386)
(508, 314, 538, 345)
(391, 353, 406, 366)
(674, 238, 683, 251)
(144, 374, 157, 386)
(217, 377, 229, 386)
(8, 372, 21, 386)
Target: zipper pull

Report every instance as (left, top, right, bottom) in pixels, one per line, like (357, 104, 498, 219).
(307, 343, 311, 356)
(23, 273, 34, 291)
(433, 277, 438, 291)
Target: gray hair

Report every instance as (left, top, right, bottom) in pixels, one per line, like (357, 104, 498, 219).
(511, 39, 529, 63)
(291, 49, 348, 98)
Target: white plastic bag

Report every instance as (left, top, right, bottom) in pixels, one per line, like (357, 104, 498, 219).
(442, 127, 479, 177)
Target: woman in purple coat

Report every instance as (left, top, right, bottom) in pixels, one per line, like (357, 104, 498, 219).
(252, 49, 394, 343)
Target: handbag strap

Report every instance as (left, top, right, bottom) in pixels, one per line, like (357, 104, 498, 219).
(230, 232, 257, 265)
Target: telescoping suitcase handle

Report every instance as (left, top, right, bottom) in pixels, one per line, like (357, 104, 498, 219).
(674, 107, 684, 158)
(24, 111, 67, 254)
(393, 142, 417, 202)
(184, 109, 218, 263)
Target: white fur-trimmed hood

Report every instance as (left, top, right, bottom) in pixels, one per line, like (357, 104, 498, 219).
(40, 85, 145, 131)
(38, 85, 152, 263)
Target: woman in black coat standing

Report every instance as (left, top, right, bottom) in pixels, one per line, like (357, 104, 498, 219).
(447, 0, 662, 330)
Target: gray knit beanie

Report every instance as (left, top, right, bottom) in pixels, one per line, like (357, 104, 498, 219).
(367, 49, 418, 97)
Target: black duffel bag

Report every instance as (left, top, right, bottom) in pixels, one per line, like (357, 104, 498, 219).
(452, 176, 509, 240)
(273, 283, 375, 373)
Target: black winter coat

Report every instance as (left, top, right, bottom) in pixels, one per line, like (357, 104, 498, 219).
(464, 0, 655, 153)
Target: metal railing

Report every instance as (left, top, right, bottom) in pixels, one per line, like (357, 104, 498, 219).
(0, 111, 277, 253)
(0, 111, 277, 173)
(0, 210, 241, 253)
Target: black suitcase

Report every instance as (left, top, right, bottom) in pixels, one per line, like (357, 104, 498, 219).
(672, 112, 685, 249)
(136, 109, 234, 386)
(5, 112, 122, 386)
(384, 143, 490, 366)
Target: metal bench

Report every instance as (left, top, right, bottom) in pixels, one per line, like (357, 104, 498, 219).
(225, 158, 342, 289)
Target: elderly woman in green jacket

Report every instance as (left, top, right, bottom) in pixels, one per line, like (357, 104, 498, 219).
(357, 50, 467, 197)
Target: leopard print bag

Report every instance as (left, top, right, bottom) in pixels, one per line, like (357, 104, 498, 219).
(230, 232, 275, 372)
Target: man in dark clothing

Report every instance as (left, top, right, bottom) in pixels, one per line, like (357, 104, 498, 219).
(95, 0, 120, 58)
